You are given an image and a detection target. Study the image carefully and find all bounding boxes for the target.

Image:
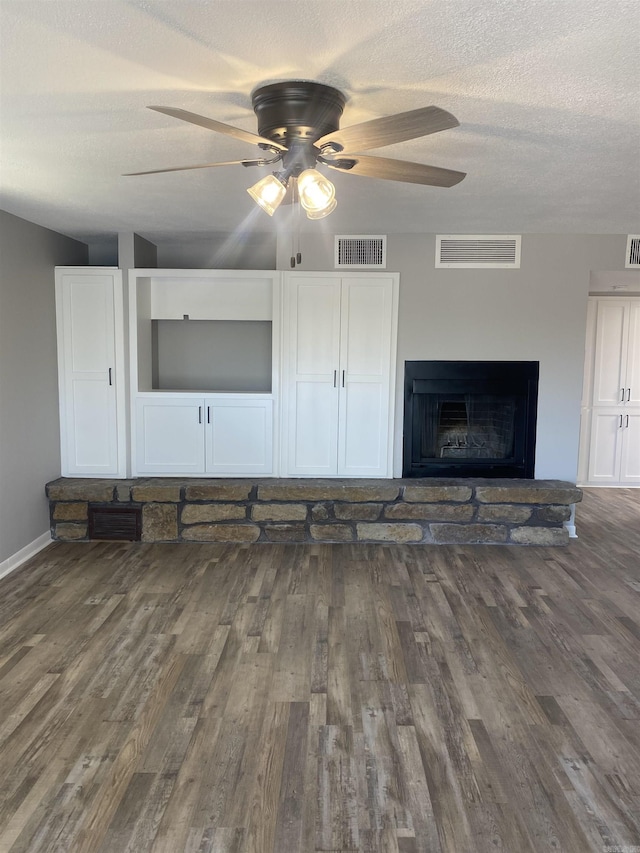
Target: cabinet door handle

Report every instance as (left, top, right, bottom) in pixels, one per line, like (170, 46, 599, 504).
(207, 406, 210, 424)
(621, 387, 625, 402)
(198, 406, 202, 424)
(342, 369, 345, 388)
(108, 368, 112, 386)
(627, 388, 631, 402)
(333, 370, 337, 388)
(626, 414, 629, 428)
(620, 414, 623, 428)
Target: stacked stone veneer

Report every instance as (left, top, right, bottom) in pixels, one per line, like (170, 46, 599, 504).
(46, 478, 582, 546)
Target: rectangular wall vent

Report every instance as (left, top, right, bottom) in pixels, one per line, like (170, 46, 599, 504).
(88, 506, 141, 541)
(335, 235, 387, 268)
(626, 235, 640, 268)
(436, 235, 521, 269)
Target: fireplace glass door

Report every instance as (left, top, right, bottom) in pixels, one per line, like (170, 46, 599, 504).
(419, 393, 516, 461)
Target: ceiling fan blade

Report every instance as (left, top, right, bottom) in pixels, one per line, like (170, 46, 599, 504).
(324, 153, 466, 187)
(147, 106, 288, 151)
(316, 106, 459, 153)
(122, 158, 269, 176)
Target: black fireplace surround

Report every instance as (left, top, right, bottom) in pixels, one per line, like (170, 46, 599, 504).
(403, 361, 539, 478)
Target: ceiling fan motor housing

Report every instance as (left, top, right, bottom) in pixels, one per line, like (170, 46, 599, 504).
(251, 81, 346, 147)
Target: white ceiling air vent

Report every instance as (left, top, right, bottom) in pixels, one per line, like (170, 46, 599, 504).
(335, 235, 387, 269)
(625, 235, 640, 268)
(436, 235, 521, 269)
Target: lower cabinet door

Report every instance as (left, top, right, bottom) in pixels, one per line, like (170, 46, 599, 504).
(205, 398, 273, 475)
(135, 397, 205, 474)
(620, 411, 640, 484)
(585, 408, 640, 485)
(65, 378, 119, 475)
(587, 409, 623, 484)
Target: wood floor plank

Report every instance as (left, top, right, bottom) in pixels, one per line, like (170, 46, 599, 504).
(0, 487, 638, 852)
(243, 701, 290, 853)
(72, 653, 187, 853)
(272, 700, 309, 853)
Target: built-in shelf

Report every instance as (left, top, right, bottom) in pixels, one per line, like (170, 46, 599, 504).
(152, 318, 272, 393)
(129, 268, 280, 396)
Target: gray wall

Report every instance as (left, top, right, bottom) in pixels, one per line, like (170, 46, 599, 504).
(88, 239, 118, 266)
(277, 232, 627, 481)
(157, 232, 277, 269)
(153, 319, 272, 392)
(118, 232, 158, 270)
(0, 210, 87, 563)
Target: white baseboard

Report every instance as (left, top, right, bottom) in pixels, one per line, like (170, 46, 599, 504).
(0, 531, 52, 581)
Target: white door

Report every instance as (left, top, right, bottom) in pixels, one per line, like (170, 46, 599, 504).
(625, 301, 640, 406)
(620, 411, 640, 484)
(592, 301, 628, 406)
(135, 397, 205, 474)
(285, 277, 341, 476)
(205, 398, 273, 475)
(338, 277, 394, 476)
(587, 409, 623, 484)
(58, 272, 120, 475)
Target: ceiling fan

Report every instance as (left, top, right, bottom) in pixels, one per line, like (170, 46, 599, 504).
(124, 80, 466, 219)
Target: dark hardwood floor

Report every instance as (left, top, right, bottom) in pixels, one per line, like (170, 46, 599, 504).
(0, 488, 639, 852)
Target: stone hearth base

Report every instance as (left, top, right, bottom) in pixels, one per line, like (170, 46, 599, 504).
(46, 478, 582, 546)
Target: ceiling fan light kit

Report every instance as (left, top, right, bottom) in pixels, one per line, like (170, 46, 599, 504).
(297, 168, 336, 218)
(305, 196, 337, 220)
(246, 173, 287, 216)
(126, 80, 466, 221)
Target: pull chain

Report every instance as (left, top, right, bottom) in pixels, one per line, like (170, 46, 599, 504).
(290, 180, 302, 268)
(290, 180, 295, 268)
(296, 180, 302, 265)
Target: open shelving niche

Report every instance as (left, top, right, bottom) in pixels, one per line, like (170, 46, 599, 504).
(128, 269, 281, 476)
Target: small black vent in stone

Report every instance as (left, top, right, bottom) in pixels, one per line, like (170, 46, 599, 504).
(88, 505, 141, 541)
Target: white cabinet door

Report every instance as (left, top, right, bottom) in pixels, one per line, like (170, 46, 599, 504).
(592, 301, 628, 406)
(205, 398, 273, 475)
(579, 298, 640, 485)
(620, 411, 640, 484)
(284, 276, 341, 476)
(56, 269, 122, 476)
(282, 273, 398, 478)
(338, 277, 394, 476)
(587, 408, 640, 485)
(626, 301, 640, 406)
(591, 299, 640, 407)
(587, 409, 624, 484)
(135, 397, 205, 474)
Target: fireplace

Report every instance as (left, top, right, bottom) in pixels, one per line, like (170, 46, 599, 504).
(403, 361, 539, 478)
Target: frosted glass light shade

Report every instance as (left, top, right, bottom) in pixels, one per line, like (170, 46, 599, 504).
(297, 169, 336, 216)
(247, 174, 286, 216)
(305, 197, 337, 219)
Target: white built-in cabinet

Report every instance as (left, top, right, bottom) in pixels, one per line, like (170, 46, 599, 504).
(579, 297, 640, 485)
(280, 272, 398, 477)
(56, 267, 399, 479)
(55, 267, 126, 477)
(129, 269, 280, 477)
(135, 396, 273, 475)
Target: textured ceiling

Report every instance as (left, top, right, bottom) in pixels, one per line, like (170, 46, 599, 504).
(0, 0, 639, 247)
